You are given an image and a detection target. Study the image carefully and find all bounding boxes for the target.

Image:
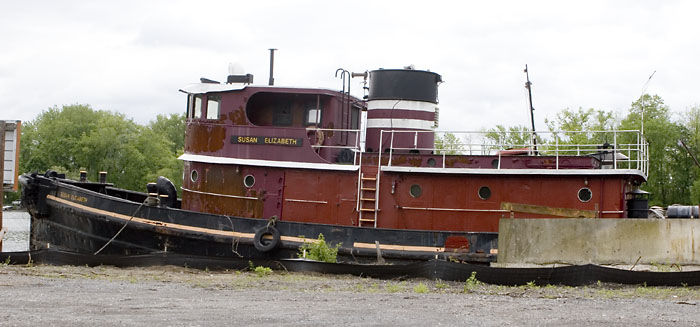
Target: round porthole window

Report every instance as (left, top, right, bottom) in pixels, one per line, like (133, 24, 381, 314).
(244, 175, 255, 188)
(578, 187, 592, 202)
(491, 159, 499, 168)
(190, 170, 198, 182)
(427, 158, 436, 167)
(478, 186, 491, 200)
(409, 184, 422, 198)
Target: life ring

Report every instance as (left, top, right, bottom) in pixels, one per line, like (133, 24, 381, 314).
(253, 226, 281, 252)
(307, 128, 325, 147)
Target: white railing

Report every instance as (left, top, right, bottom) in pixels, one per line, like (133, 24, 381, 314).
(306, 127, 362, 160)
(378, 129, 649, 176)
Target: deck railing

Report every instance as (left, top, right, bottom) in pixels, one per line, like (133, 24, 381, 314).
(306, 127, 362, 162)
(379, 129, 649, 176)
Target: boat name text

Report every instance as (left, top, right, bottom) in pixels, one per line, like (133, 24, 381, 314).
(59, 191, 88, 203)
(231, 136, 303, 147)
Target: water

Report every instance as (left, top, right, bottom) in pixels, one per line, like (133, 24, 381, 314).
(2, 210, 30, 252)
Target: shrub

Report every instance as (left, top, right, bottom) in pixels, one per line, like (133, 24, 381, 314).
(297, 233, 341, 263)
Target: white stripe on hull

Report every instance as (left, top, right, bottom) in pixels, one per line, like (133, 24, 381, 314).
(178, 153, 359, 171)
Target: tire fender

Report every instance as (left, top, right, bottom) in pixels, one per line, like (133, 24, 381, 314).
(253, 226, 281, 252)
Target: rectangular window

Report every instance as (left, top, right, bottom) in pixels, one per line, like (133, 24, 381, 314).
(351, 107, 360, 129)
(186, 95, 192, 118)
(306, 108, 321, 125)
(207, 95, 220, 120)
(194, 95, 203, 118)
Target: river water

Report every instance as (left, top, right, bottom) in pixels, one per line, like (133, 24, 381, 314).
(2, 210, 30, 252)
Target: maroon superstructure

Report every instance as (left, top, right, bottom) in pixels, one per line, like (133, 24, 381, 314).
(178, 68, 648, 233)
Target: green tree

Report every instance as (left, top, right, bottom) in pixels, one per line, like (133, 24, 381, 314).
(20, 104, 184, 195)
(545, 107, 617, 145)
(434, 132, 466, 155)
(619, 94, 686, 205)
(149, 113, 186, 153)
(682, 106, 700, 203)
(484, 125, 537, 148)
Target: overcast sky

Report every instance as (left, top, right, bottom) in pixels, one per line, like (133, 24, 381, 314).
(2, 1, 699, 132)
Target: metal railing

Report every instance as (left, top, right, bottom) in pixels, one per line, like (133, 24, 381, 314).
(305, 127, 362, 161)
(378, 129, 649, 176)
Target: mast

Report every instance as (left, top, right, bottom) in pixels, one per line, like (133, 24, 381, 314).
(524, 65, 538, 153)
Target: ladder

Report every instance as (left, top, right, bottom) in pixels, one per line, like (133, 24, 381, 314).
(357, 166, 379, 227)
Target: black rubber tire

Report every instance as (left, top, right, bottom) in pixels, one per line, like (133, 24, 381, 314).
(253, 226, 281, 253)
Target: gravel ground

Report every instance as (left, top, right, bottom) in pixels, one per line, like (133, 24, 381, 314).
(1, 264, 700, 326)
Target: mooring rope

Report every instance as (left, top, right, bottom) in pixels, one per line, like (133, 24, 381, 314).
(93, 198, 148, 255)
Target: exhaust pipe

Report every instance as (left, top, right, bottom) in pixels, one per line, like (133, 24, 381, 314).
(268, 48, 277, 86)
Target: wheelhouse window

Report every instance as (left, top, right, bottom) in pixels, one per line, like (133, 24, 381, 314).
(351, 106, 360, 129)
(206, 95, 221, 120)
(187, 94, 193, 118)
(193, 95, 203, 119)
(306, 108, 321, 125)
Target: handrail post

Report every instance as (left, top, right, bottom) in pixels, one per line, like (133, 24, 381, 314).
(388, 131, 395, 167)
(555, 135, 559, 169)
(613, 131, 617, 169)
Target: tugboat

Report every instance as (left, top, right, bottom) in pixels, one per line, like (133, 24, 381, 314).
(20, 56, 648, 263)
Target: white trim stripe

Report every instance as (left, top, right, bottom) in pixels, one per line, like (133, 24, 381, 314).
(382, 165, 647, 178)
(178, 153, 360, 171)
(366, 118, 435, 130)
(367, 100, 436, 112)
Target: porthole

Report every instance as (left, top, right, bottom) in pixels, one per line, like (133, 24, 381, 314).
(244, 175, 255, 188)
(427, 158, 436, 167)
(190, 170, 198, 182)
(409, 184, 422, 198)
(491, 158, 499, 168)
(578, 187, 592, 202)
(478, 186, 491, 200)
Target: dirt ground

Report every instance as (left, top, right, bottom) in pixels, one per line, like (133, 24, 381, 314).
(1, 263, 699, 326)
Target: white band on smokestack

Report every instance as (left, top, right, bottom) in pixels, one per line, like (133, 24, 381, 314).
(367, 100, 436, 113)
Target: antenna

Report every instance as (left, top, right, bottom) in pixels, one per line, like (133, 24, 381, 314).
(640, 70, 656, 136)
(524, 65, 538, 154)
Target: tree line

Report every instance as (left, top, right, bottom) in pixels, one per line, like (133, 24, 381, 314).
(18, 104, 185, 197)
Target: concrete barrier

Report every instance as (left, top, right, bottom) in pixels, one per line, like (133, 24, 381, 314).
(498, 218, 700, 265)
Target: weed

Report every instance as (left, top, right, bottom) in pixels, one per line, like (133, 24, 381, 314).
(435, 280, 448, 290)
(413, 282, 429, 294)
(464, 271, 481, 292)
(253, 266, 273, 277)
(2, 256, 10, 265)
(524, 281, 538, 289)
(386, 282, 403, 293)
(297, 233, 341, 263)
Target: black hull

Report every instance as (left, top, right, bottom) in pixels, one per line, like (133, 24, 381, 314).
(21, 173, 497, 263)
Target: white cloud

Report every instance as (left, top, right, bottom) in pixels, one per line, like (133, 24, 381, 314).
(1, 0, 699, 133)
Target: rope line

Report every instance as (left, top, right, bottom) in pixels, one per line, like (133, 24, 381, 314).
(94, 198, 148, 255)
